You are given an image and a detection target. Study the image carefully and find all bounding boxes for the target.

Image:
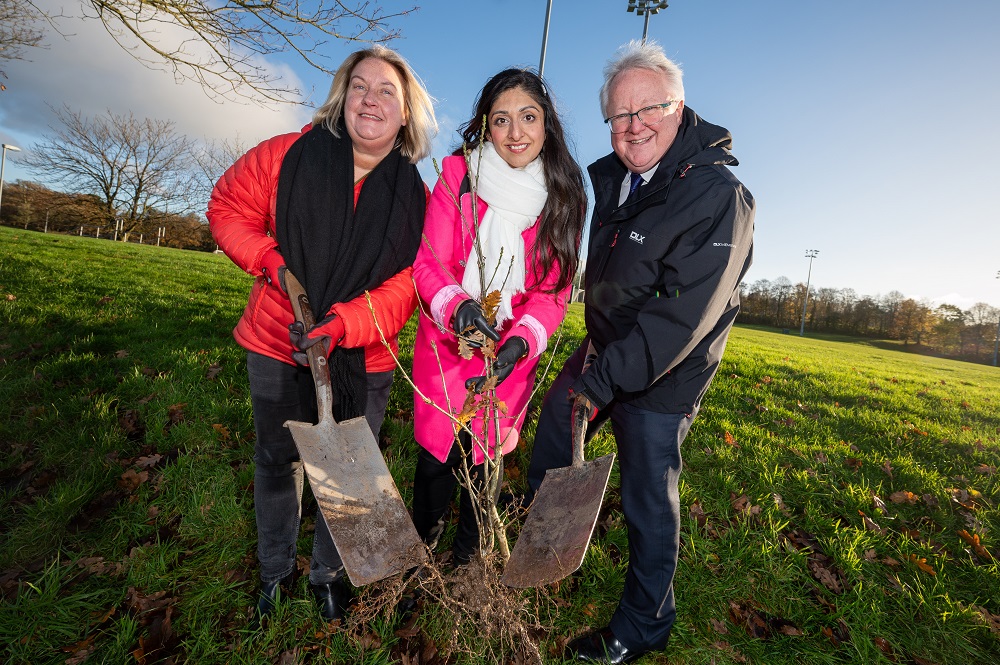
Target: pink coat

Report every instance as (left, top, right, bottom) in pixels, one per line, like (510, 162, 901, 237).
(412, 155, 570, 464)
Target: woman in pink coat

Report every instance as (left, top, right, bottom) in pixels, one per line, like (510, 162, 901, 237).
(411, 69, 587, 565)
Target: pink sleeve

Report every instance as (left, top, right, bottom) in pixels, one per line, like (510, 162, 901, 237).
(412, 156, 472, 328)
(502, 246, 572, 360)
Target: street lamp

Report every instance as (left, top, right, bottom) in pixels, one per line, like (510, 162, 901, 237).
(627, 0, 669, 42)
(0, 143, 22, 224)
(538, 0, 554, 77)
(799, 249, 819, 336)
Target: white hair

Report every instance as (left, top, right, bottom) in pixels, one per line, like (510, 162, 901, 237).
(599, 40, 685, 117)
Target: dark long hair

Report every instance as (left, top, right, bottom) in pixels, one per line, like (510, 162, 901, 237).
(455, 69, 586, 294)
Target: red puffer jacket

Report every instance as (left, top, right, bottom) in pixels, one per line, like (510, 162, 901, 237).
(207, 125, 418, 372)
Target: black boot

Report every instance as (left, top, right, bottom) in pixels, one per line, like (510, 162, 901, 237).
(252, 573, 293, 629)
(310, 579, 350, 621)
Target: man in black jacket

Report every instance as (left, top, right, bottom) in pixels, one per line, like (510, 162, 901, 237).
(526, 40, 755, 663)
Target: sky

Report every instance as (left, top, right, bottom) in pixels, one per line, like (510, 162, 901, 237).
(2, 0, 999, 309)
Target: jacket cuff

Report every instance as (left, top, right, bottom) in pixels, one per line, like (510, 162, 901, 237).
(506, 314, 547, 359)
(431, 285, 467, 329)
(572, 371, 612, 411)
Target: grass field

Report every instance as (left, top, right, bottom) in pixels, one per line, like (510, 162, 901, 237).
(2, 225, 998, 664)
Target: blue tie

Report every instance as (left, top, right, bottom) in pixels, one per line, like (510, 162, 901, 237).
(627, 172, 643, 202)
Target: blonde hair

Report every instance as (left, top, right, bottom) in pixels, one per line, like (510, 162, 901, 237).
(599, 40, 684, 117)
(312, 45, 437, 163)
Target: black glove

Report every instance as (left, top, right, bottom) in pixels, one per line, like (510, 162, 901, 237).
(452, 299, 501, 348)
(466, 336, 528, 393)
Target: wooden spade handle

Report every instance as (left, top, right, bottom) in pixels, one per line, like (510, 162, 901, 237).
(571, 342, 599, 467)
(284, 271, 334, 424)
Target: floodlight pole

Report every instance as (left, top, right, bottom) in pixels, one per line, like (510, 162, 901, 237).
(538, 0, 553, 77)
(0, 143, 22, 222)
(626, 1, 669, 43)
(799, 249, 819, 336)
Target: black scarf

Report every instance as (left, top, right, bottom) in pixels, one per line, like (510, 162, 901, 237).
(276, 123, 425, 421)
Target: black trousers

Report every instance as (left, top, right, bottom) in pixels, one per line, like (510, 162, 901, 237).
(526, 342, 696, 652)
(411, 431, 494, 562)
(247, 351, 393, 584)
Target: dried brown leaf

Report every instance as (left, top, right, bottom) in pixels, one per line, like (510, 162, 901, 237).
(889, 491, 919, 505)
(481, 290, 502, 325)
(709, 618, 729, 634)
(206, 362, 222, 380)
(118, 469, 149, 492)
(908, 554, 936, 576)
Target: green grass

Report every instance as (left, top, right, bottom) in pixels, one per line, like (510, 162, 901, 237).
(1, 225, 999, 664)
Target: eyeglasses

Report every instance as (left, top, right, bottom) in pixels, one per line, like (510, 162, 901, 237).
(604, 102, 679, 134)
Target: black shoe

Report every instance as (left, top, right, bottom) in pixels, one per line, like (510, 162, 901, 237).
(253, 573, 293, 628)
(565, 626, 647, 664)
(452, 548, 475, 567)
(310, 579, 349, 621)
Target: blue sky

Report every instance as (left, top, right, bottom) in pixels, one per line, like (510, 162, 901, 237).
(2, 0, 999, 308)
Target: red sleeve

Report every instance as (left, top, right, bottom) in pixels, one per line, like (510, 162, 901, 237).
(206, 132, 299, 274)
(331, 268, 417, 349)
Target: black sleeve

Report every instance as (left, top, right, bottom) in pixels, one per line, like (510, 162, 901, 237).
(575, 179, 755, 408)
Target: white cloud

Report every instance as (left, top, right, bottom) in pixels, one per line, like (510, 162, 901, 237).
(0, 0, 313, 182)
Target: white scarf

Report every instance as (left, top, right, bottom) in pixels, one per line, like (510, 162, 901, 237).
(462, 142, 548, 327)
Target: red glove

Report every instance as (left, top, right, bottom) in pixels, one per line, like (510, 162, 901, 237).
(288, 315, 345, 365)
(260, 248, 287, 299)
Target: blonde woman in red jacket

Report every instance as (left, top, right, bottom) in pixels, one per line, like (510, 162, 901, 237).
(207, 45, 435, 626)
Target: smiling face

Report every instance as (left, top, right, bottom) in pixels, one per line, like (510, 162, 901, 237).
(607, 67, 683, 173)
(344, 57, 407, 160)
(486, 86, 546, 169)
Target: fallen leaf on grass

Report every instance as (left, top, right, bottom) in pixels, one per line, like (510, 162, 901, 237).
(971, 605, 1000, 636)
(723, 431, 739, 447)
(922, 494, 938, 508)
(821, 619, 851, 646)
(205, 362, 222, 380)
(772, 493, 791, 515)
(5, 293, 15, 301)
(873, 636, 898, 661)
(118, 409, 145, 441)
(889, 491, 919, 505)
(136, 454, 161, 469)
(859, 511, 885, 535)
(212, 424, 231, 442)
(115, 349, 129, 358)
(709, 618, 729, 634)
(881, 460, 894, 479)
(975, 464, 996, 475)
(730, 492, 761, 517)
(845, 457, 863, 471)
(711, 640, 748, 663)
(908, 554, 936, 576)
(810, 561, 844, 594)
(163, 404, 186, 433)
(118, 469, 149, 492)
(957, 530, 993, 560)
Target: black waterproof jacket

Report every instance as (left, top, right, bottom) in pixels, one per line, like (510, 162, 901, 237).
(574, 106, 755, 414)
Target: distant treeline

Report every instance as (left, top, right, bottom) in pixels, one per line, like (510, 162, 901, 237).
(739, 277, 999, 365)
(0, 181, 215, 251)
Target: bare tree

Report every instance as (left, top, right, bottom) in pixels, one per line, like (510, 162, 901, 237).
(23, 106, 197, 232)
(7, 1, 414, 102)
(0, 0, 44, 81)
(192, 137, 250, 215)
